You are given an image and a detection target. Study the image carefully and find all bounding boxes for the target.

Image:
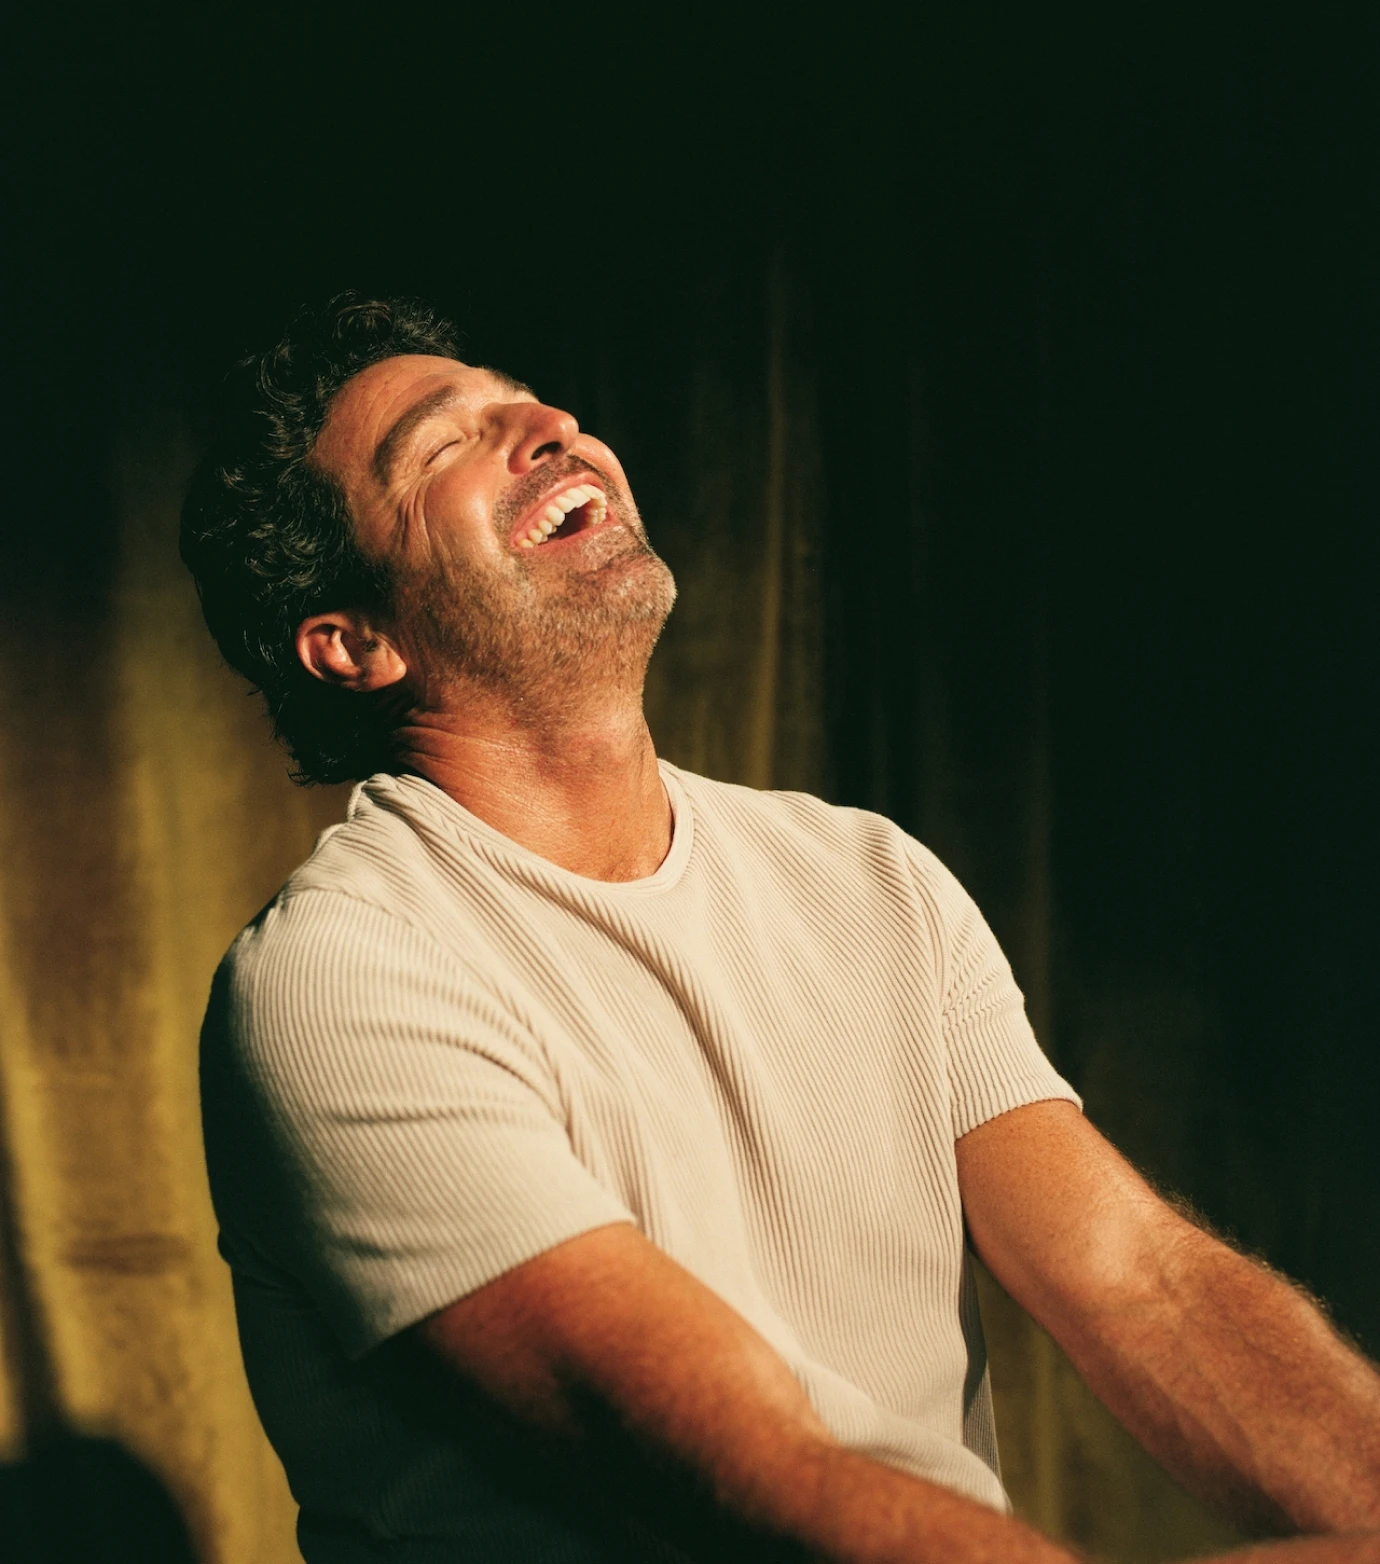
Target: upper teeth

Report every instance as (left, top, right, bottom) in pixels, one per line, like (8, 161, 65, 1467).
(517, 483, 607, 548)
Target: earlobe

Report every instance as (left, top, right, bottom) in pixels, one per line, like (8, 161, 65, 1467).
(294, 612, 408, 692)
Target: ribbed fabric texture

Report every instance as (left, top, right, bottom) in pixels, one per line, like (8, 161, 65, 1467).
(201, 764, 1080, 1559)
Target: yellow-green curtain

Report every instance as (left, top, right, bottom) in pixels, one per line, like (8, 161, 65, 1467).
(0, 401, 347, 1561)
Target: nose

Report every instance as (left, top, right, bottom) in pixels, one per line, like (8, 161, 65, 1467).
(503, 401, 580, 474)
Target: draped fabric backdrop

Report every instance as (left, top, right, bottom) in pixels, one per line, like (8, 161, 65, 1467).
(3, 9, 1376, 1562)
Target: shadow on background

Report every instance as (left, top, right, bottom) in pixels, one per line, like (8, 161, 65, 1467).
(0, 1066, 198, 1562)
(0, 1433, 198, 1564)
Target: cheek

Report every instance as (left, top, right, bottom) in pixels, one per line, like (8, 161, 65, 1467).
(417, 471, 502, 551)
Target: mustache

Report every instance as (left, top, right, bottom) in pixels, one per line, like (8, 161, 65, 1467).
(492, 454, 622, 537)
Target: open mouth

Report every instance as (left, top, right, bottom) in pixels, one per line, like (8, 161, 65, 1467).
(515, 482, 609, 549)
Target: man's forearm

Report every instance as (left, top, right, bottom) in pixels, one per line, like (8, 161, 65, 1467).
(1062, 1223, 1380, 1533)
(1201, 1537, 1380, 1563)
(607, 1419, 1081, 1564)
(666, 1429, 1074, 1564)
(419, 1224, 1080, 1564)
(959, 1104, 1380, 1536)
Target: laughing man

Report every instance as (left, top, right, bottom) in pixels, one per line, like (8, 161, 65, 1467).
(184, 295, 1380, 1563)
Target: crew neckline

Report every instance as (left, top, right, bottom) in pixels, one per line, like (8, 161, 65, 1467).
(356, 761, 695, 896)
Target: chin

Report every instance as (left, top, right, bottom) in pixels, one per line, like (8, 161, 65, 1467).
(610, 551, 677, 624)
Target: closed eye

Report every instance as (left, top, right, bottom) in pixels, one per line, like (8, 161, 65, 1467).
(425, 439, 461, 465)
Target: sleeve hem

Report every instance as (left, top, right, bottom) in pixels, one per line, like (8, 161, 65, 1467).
(338, 1205, 638, 1361)
(952, 1076, 1083, 1142)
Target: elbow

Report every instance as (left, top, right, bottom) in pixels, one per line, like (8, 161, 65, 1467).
(1008, 1201, 1211, 1358)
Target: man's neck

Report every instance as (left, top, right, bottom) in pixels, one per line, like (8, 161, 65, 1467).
(396, 688, 672, 883)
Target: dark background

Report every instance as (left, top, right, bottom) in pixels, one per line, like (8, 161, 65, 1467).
(4, 3, 1377, 1544)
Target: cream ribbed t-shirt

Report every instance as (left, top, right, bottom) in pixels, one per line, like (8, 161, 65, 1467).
(202, 763, 1079, 1561)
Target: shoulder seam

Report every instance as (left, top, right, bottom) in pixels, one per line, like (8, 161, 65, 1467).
(270, 884, 466, 975)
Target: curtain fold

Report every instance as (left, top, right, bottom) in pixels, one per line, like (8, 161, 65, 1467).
(0, 400, 343, 1561)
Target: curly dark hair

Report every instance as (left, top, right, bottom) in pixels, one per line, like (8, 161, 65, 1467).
(180, 292, 460, 784)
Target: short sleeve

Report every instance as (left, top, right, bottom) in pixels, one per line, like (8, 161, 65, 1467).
(905, 843, 1082, 1139)
(203, 890, 634, 1360)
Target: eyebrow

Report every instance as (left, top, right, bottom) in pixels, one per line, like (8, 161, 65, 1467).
(371, 370, 536, 488)
(372, 386, 461, 488)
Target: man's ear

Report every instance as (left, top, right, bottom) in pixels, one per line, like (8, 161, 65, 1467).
(294, 611, 408, 692)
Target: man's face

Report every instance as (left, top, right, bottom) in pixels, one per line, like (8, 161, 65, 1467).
(310, 353, 675, 699)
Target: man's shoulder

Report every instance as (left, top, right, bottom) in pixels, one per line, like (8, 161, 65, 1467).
(279, 773, 437, 901)
(666, 763, 927, 866)
(266, 768, 499, 926)
(666, 763, 976, 924)
(214, 775, 460, 1013)
(666, 762, 848, 831)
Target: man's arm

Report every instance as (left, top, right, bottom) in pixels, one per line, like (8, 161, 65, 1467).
(414, 1213, 1380, 1562)
(957, 1100, 1380, 1535)
(415, 1222, 1075, 1563)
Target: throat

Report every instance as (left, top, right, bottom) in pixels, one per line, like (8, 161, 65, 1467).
(405, 717, 671, 882)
